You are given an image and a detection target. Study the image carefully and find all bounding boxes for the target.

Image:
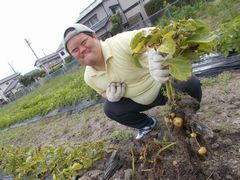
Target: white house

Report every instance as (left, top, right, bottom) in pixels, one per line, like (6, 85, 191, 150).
(57, 0, 151, 61)
(0, 73, 22, 104)
(34, 52, 63, 73)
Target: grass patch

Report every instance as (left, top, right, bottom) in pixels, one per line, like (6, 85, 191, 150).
(157, 0, 240, 30)
(0, 67, 98, 130)
(201, 71, 232, 87)
(219, 121, 231, 135)
(109, 131, 134, 142)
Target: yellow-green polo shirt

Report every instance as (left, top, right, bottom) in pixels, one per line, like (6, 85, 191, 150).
(84, 28, 162, 105)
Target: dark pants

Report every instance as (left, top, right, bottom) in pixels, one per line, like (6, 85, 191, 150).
(104, 76, 202, 129)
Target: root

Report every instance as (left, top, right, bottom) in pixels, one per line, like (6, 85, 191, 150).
(165, 95, 211, 172)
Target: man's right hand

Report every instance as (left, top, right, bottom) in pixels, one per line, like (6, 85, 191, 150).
(106, 82, 126, 102)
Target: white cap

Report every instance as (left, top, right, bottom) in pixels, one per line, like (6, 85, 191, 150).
(63, 23, 94, 54)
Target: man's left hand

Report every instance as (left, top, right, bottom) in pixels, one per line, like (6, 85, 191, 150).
(147, 49, 171, 83)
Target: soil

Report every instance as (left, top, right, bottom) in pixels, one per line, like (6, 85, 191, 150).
(1, 70, 240, 180)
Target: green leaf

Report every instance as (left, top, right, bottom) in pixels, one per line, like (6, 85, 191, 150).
(198, 42, 216, 53)
(130, 32, 143, 49)
(182, 51, 200, 61)
(132, 39, 145, 54)
(146, 31, 162, 47)
(163, 55, 192, 81)
(157, 36, 176, 55)
(187, 33, 217, 43)
(130, 54, 142, 68)
(165, 31, 175, 38)
(70, 163, 83, 171)
(191, 19, 209, 29)
(52, 174, 59, 180)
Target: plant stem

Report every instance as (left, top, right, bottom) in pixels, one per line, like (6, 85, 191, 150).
(165, 80, 175, 106)
(131, 149, 135, 178)
(157, 142, 176, 155)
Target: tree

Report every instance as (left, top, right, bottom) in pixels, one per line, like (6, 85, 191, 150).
(19, 70, 46, 87)
(64, 56, 74, 64)
(110, 11, 123, 35)
(19, 75, 34, 87)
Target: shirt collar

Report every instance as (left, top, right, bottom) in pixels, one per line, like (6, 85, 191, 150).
(100, 40, 113, 62)
(87, 40, 113, 77)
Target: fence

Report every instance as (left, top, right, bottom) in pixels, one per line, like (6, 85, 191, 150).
(45, 60, 80, 81)
(125, 0, 181, 31)
(125, 0, 211, 31)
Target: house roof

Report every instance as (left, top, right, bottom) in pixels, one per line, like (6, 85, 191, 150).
(56, 0, 106, 53)
(34, 52, 60, 66)
(0, 73, 20, 85)
(76, 0, 103, 22)
(56, 17, 110, 53)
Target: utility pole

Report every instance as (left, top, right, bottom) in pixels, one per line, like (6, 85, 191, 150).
(24, 38, 39, 60)
(8, 62, 17, 73)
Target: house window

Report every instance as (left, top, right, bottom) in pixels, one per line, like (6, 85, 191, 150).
(84, 14, 99, 27)
(60, 51, 65, 56)
(110, 5, 122, 14)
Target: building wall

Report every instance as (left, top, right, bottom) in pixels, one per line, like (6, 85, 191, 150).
(58, 50, 69, 61)
(79, 5, 107, 26)
(77, 0, 129, 39)
(103, 0, 119, 14)
(41, 57, 63, 73)
(118, 0, 150, 24)
(0, 78, 18, 93)
(35, 53, 63, 73)
(0, 89, 8, 102)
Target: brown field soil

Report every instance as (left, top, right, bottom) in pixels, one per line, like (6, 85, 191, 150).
(1, 70, 240, 179)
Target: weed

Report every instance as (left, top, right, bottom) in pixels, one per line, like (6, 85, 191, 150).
(79, 123, 91, 136)
(219, 0, 239, 21)
(219, 121, 231, 134)
(201, 71, 232, 87)
(110, 131, 134, 142)
(82, 108, 91, 123)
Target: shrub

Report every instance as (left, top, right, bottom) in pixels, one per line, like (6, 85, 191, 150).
(110, 11, 123, 35)
(144, 0, 163, 16)
(32, 70, 46, 78)
(157, 0, 207, 27)
(19, 70, 46, 87)
(217, 16, 240, 57)
(19, 75, 34, 87)
(64, 56, 74, 64)
(49, 64, 63, 74)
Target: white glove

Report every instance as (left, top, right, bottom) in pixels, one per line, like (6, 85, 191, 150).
(148, 49, 170, 83)
(106, 82, 126, 102)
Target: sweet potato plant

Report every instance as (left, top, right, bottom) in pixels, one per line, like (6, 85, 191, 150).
(130, 19, 216, 168)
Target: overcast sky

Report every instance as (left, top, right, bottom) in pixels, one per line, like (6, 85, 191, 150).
(0, 0, 94, 79)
